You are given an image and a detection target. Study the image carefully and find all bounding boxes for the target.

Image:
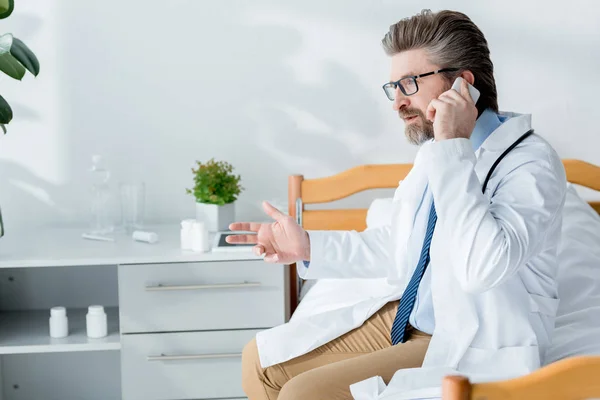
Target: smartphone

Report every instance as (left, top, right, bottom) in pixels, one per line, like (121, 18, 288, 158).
(451, 77, 480, 105)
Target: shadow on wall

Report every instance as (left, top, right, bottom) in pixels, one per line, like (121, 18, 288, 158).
(52, 1, 396, 224)
(2, 1, 599, 228)
(0, 161, 72, 231)
(0, 8, 71, 231)
(225, 7, 395, 217)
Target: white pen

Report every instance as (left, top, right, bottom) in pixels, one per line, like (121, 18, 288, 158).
(82, 233, 115, 242)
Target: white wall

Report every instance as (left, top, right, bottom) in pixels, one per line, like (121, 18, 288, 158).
(0, 0, 598, 230)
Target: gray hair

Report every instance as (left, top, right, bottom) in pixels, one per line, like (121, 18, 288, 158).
(382, 9, 498, 115)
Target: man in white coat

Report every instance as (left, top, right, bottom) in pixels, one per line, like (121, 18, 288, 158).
(228, 9, 567, 400)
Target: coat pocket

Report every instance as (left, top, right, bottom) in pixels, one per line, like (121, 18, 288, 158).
(528, 293, 559, 350)
(529, 293, 559, 316)
(459, 345, 541, 380)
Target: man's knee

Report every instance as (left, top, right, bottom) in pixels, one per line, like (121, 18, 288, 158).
(241, 338, 262, 396)
(278, 373, 309, 400)
(279, 370, 335, 400)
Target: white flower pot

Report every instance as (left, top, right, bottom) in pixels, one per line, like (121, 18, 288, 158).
(195, 202, 235, 232)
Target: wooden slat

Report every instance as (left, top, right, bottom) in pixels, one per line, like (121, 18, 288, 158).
(442, 376, 472, 400)
(562, 159, 600, 216)
(303, 202, 600, 233)
(301, 164, 412, 204)
(563, 159, 600, 191)
(297, 160, 600, 218)
(287, 175, 303, 315)
(288, 175, 303, 218)
(466, 356, 600, 400)
(302, 209, 368, 231)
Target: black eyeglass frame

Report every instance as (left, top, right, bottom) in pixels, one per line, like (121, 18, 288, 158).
(382, 68, 460, 100)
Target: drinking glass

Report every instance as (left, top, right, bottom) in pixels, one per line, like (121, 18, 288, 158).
(120, 182, 145, 234)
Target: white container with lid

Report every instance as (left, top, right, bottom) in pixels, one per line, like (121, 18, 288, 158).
(190, 221, 209, 252)
(86, 305, 107, 338)
(180, 219, 195, 250)
(49, 306, 69, 338)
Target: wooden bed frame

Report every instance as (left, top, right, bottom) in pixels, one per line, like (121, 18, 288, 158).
(287, 159, 600, 398)
(287, 159, 600, 308)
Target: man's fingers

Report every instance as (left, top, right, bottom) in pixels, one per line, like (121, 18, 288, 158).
(426, 99, 442, 122)
(225, 234, 258, 244)
(253, 245, 265, 256)
(262, 201, 287, 222)
(441, 88, 462, 102)
(426, 98, 452, 121)
(425, 105, 435, 122)
(264, 253, 280, 263)
(228, 222, 262, 232)
(438, 91, 460, 106)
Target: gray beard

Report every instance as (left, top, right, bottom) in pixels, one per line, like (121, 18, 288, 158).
(405, 116, 434, 145)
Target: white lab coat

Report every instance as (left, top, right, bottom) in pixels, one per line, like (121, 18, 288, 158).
(256, 113, 567, 399)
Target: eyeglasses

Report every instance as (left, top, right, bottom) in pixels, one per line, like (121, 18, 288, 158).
(382, 68, 459, 101)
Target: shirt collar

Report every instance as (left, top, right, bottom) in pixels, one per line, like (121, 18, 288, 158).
(480, 112, 532, 153)
(470, 108, 503, 151)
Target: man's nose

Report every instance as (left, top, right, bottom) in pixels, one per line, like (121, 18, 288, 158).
(392, 89, 410, 111)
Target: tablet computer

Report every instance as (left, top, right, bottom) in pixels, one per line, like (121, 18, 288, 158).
(212, 231, 255, 252)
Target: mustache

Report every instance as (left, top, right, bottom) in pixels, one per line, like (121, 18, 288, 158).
(398, 108, 425, 119)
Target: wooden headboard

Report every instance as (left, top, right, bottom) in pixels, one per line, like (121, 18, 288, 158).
(286, 159, 600, 310)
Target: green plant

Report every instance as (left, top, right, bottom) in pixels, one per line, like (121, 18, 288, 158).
(186, 159, 243, 206)
(0, 0, 39, 238)
(0, 0, 40, 134)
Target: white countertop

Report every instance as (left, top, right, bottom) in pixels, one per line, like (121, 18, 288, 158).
(0, 226, 262, 268)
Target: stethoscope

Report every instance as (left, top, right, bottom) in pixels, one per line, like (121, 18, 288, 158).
(481, 129, 534, 193)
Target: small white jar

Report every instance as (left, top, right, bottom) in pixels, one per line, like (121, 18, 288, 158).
(132, 230, 158, 243)
(49, 306, 69, 338)
(180, 219, 195, 250)
(190, 221, 209, 252)
(86, 305, 107, 338)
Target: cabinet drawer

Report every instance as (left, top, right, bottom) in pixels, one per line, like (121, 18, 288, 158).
(121, 329, 258, 400)
(119, 261, 288, 333)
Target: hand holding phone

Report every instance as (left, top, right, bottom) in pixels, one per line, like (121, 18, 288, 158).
(451, 77, 480, 105)
(425, 76, 479, 141)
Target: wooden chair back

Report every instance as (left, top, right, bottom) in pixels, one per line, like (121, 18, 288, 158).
(286, 159, 600, 311)
(288, 160, 600, 232)
(442, 356, 600, 400)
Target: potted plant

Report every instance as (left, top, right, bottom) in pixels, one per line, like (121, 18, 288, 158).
(186, 158, 243, 232)
(0, 0, 40, 237)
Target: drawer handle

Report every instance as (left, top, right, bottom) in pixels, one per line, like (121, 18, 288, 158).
(145, 281, 261, 291)
(147, 353, 243, 361)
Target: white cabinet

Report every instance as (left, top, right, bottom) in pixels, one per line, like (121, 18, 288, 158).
(0, 227, 289, 400)
(119, 261, 286, 333)
(121, 330, 259, 400)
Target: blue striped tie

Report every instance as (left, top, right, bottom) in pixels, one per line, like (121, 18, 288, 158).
(390, 201, 437, 345)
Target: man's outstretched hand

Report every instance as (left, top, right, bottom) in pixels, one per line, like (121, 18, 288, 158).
(226, 201, 310, 264)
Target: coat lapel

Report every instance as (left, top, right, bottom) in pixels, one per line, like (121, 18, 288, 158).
(389, 146, 430, 282)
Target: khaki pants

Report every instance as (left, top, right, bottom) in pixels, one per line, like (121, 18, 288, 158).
(242, 301, 431, 400)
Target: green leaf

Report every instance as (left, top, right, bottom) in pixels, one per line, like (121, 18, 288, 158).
(0, 35, 41, 79)
(0, 34, 25, 80)
(0, 93, 13, 125)
(0, 0, 14, 20)
(11, 37, 39, 76)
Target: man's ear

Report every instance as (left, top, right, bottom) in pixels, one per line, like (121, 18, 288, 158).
(461, 70, 475, 86)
